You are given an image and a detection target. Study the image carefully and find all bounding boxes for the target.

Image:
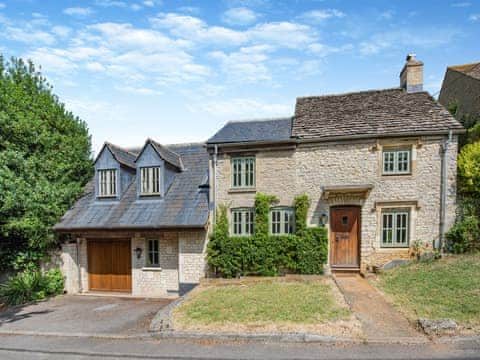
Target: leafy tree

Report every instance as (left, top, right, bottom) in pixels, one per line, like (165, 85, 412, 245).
(0, 56, 92, 271)
(458, 142, 480, 198)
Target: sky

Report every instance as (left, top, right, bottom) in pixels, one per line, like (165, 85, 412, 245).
(1, 0, 479, 154)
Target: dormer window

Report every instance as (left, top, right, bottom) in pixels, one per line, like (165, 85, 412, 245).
(98, 169, 117, 197)
(141, 167, 161, 195)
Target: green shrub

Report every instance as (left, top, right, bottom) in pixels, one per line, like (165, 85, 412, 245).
(296, 227, 328, 274)
(446, 216, 480, 254)
(0, 268, 64, 306)
(207, 193, 328, 278)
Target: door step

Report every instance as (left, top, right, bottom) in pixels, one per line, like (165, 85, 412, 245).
(331, 267, 361, 276)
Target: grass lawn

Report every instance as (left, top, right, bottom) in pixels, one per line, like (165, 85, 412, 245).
(376, 254, 480, 326)
(173, 277, 356, 335)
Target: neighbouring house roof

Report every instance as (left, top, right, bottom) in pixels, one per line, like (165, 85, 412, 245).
(136, 138, 184, 170)
(54, 143, 209, 231)
(207, 117, 293, 144)
(292, 88, 464, 140)
(449, 62, 480, 81)
(96, 142, 137, 169)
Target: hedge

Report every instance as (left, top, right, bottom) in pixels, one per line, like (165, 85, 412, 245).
(207, 194, 328, 277)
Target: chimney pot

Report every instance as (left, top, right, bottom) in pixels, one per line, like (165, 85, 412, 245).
(400, 53, 423, 93)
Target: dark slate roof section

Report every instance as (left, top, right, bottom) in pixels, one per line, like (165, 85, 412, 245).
(293, 88, 464, 140)
(149, 139, 183, 170)
(54, 143, 209, 230)
(99, 142, 137, 169)
(207, 117, 293, 144)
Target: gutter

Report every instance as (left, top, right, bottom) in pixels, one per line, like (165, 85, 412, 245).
(439, 130, 453, 251)
(54, 224, 208, 233)
(213, 144, 218, 225)
(205, 129, 465, 149)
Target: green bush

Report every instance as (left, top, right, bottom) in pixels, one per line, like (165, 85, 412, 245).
(0, 268, 64, 306)
(446, 216, 480, 254)
(207, 193, 328, 278)
(296, 227, 328, 274)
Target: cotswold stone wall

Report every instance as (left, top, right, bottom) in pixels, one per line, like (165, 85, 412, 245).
(214, 136, 458, 270)
(62, 230, 207, 297)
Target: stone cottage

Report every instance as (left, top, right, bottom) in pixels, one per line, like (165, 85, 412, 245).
(55, 55, 463, 295)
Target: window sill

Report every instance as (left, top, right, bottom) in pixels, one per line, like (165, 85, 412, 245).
(382, 173, 412, 177)
(97, 195, 117, 199)
(228, 188, 256, 194)
(142, 267, 162, 271)
(139, 193, 162, 197)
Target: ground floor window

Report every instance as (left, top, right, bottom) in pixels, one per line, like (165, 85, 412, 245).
(381, 209, 410, 247)
(270, 207, 295, 235)
(147, 239, 159, 266)
(231, 208, 255, 236)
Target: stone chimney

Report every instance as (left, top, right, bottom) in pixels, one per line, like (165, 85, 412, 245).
(400, 54, 423, 93)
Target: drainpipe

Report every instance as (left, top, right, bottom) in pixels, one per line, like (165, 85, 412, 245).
(213, 145, 218, 225)
(76, 238, 83, 293)
(439, 130, 453, 251)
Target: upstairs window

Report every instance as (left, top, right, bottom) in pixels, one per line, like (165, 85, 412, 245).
(98, 169, 117, 197)
(381, 209, 410, 247)
(141, 167, 161, 195)
(270, 208, 295, 235)
(383, 149, 411, 175)
(231, 157, 255, 188)
(231, 208, 255, 236)
(147, 239, 159, 267)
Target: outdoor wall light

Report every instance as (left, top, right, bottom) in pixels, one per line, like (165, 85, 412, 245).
(320, 213, 328, 227)
(135, 247, 143, 259)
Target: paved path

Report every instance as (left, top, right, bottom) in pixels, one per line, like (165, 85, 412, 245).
(0, 333, 479, 359)
(334, 275, 425, 343)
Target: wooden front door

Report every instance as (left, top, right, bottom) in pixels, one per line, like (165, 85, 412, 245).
(87, 240, 132, 292)
(330, 206, 360, 267)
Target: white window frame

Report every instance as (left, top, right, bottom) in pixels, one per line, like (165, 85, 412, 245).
(98, 169, 117, 197)
(270, 207, 295, 235)
(231, 208, 255, 236)
(381, 209, 410, 247)
(140, 166, 161, 195)
(231, 157, 255, 188)
(146, 239, 160, 267)
(382, 149, 411, 175)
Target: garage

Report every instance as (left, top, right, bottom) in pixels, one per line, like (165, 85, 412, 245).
(87, 240, 132, 292)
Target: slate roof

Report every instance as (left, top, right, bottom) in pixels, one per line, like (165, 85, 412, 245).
(149, 139, 183, 170)
(101, 142, 137, 169)
(450, 62, 480, 81)
(54, 143, 209, 231)
(292, 88, 464, 140)
(207, 117, 293, 144)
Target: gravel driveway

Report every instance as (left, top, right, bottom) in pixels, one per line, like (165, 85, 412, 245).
(0, 295, 171, 336)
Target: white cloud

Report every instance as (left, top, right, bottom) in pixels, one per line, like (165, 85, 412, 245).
(300, 9, 345, 23)
(95, 0, 127, 8)
(115, 85, 163, 95)
(0, 3, 5, 10)
(452, 2, 471, 7)
(130, 4, 142, 11)
(51, 25, 71, 38)
(26, 48, 78, 73)
(63, 7, 94, 16)
(151, 13, 247, 46)
(209, 45, 273, 83)
(359, 28, 460, 55)
(3, 26, 56, 45)
(222, 7, 258, 26)
(143, 1, 155, 7)
(85, 62, 106, 71)
(249, 22, 316, 49)
(308, 42, 353, 57)
(469, 14, 480, 21)
(191, 98, 292, 118)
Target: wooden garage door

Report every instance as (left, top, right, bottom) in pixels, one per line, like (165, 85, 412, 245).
(87, 240, 132, 292)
